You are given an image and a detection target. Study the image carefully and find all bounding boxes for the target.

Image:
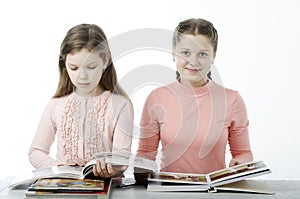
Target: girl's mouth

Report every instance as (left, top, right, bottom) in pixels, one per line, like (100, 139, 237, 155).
(185, 68, 201, 73)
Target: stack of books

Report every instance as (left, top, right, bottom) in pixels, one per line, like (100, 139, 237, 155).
(25, 178, 111, 199)
(9, 151, 157, 190)
(8, 152, 157, 198)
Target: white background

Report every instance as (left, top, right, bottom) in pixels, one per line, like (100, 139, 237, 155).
(0, 0, 299, 180)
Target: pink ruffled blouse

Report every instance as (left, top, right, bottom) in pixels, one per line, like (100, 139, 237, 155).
(29, 91, 133, 169)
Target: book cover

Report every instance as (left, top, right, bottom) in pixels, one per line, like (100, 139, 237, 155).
(25, 179, 112, 199)
(28, 178, 105, 191)
(147, 180, 275, 194)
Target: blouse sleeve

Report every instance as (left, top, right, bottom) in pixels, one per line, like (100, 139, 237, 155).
(112, 99, 134, 154)
(28, 100, 61, 169)
(136, 91, 160, 161)
(228, 92, 253, 163)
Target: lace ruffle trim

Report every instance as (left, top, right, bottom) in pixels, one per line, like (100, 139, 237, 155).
(60, 91, 110, 161)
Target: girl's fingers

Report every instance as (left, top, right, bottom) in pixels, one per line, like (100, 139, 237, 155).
(106, 163, 114, 174)
(91, 158, 125, 178)
(99, 158, 107, 171)
(93, 165, 102, 176)
(229, 159, 240, 167)
(66, 158, 87, 167)
(77, 158, 87, 166)
(95, 159, 109, 177)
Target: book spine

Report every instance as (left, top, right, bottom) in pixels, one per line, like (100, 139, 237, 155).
(207, 186, 217, 193)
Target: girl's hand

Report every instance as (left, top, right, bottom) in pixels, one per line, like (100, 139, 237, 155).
(229, 158, 240, 167)
(65, 158, 87, 167)
(92, 158, 127, 178)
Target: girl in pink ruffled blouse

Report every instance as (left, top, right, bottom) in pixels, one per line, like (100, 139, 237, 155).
(135, 18, 253, 182)
(28, 24, 133, 178)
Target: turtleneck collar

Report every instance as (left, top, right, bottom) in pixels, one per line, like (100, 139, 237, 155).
(174, 80, 214, 97)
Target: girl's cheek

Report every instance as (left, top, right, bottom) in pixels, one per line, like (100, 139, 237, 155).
(176, 59, 188, 70)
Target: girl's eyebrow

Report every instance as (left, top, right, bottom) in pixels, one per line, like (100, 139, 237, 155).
(179, 47, 209, 52)
(67, 63, 78, 67)
(67, 61, 97, 67)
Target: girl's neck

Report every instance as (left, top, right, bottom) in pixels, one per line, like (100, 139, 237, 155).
(74, 86, 104, 97)
(179, 78, 208, 88)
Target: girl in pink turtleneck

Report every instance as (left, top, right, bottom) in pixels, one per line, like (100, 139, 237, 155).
(28, 24, 133, 178)
(136, 18, 253, 180)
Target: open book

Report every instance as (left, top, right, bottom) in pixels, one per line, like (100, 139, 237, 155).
(147, 160, 273, 194)
(10, 152, 157, 189)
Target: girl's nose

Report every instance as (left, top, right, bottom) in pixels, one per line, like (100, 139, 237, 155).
(78, 68, 88, 79)
(188, 55, 200, 68)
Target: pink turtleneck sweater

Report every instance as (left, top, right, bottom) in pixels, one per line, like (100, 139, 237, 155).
(137, 80, 253, 174)
(28, 91, 133, 169)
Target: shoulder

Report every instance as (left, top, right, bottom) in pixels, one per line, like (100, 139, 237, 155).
(108, 92, 133, 111)
(109, 92, 130, 104)
(212, 81, 245, 107)
(38, 95, 71, 120)
(211, 81, 240, 97)
(45, 95, 69, 109)
(146, 82, 177, 99)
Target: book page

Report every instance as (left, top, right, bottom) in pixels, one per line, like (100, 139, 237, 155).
(9, 166, 84, 189)
(82, 152, 158, 177)
(148, 172, 208, 184)
(95, 152, 158, 171)
(208, 161, 271, 186)
(33, 166, 83, 179)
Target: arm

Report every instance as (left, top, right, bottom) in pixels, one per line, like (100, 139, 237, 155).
(228, 92, 253, 166)
(93, 98, 134, 178)
(28, 101, 61, 169)
(112, 99, 134, 154)
(135, 92, 161, 184)
(136, 92, 161, 160)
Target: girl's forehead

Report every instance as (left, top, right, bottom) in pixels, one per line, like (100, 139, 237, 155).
(66, 49, 101, 64)
(176, 34, 213, 51)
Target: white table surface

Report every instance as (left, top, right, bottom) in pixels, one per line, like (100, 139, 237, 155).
(1, 177, 300, 199)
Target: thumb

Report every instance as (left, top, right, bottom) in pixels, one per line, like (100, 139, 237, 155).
(229, 159, 240, 167)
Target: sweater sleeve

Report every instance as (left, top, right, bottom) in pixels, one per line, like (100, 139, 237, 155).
(112, 99, 134, 154)
(136, 91, 160, 161)
(28, 100, 61, 169)
(228, 92, 253, 163)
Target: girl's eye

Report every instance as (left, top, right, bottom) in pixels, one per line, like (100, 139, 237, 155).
(88, 65, 97, 69)
(67, 64, 78, 70)
(69, 66, 78, 71)
(199, 52, 208, 57)
(181, 51, 190, 56)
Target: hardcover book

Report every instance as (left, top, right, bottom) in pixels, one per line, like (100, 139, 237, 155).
(28, 178, 105, 191)
(10, 152, 157, 189)
(25, 179, 112, 199)
(147, 160, 273, 194)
